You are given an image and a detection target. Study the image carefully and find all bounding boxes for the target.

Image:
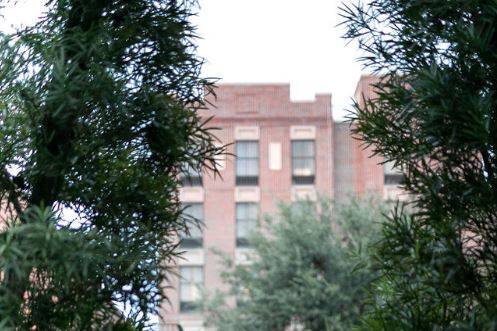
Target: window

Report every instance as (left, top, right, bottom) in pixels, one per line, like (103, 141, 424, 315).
(179, 204, 203, 248)
(236, 203, 258, 247)
(384, 161, 405, 185)
(236, 141, 259, 185)
(291, 140, 315, 184)
(384, 174, 405, 185)
(181, 164, 202, 186)
(236, 284, 250, 308)
(180, 266, 203, 312)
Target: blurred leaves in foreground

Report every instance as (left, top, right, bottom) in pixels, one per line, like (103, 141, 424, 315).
(0, 0, 222, 329)
(341, 0, 497, 329)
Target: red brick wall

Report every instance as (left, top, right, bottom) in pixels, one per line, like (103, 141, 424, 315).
(161, 84, 333, 329)
(334, 75, 385, 201)
(160, 78, 395, 330)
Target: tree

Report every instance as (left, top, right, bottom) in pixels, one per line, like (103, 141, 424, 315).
(203, 197, 386, 331)
(341, 1, 497, 329)
(0, 0, 221, 329)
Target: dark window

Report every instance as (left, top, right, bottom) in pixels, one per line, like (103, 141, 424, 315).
(292, 140, 315, 184)
(181, 164, 202, 186)
(236, 141, 259, 185)
(236, 203, 258, 247)
(179, 266, 203, 312)
(236, 285, 249, 308)
(179, 204, 203, 248)
(384, 173, 405, 185)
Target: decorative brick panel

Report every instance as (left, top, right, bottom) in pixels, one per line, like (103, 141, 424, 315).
(179, 187, 204, 203)
(290, 125, 316, 140)
(235, 248, 256, 266)
(178, 249, 205, 266)
(234, 126, 260, 140)
(268, 142, 282, 170)
(234, 187, 260, 202)
(176, 320, 204, 331)
(291, 185, 317, 202)
(384, 185, 409, 202)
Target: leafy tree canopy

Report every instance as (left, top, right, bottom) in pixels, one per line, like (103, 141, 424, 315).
(203, 197, 387, 331)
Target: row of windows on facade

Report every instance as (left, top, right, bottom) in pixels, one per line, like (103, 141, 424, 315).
(179, 202, 257, 249)
(179, 265, 246, 313)
(181, 140, 316, 186)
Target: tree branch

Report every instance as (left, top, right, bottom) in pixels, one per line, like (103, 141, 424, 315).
(1, 168, 24, 220)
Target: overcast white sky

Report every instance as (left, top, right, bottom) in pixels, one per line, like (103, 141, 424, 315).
(0, 0, 364, 120)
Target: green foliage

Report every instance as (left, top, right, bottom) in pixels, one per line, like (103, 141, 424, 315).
(0, 0, 221, 329)
(341, 1, 497, 329)
(0, 207, 115, 330)
(203, 197, 387, 331)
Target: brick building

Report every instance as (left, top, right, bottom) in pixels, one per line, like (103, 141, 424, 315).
(160, 76, 403, 331)
(334, 75, 405, 201)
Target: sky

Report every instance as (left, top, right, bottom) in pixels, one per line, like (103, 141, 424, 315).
(194, 0, 364, 119)
(0, 0, 364, 120)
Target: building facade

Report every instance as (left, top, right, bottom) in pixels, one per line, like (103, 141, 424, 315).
(333, 75, 405, 201)
(160, 77, 403, 331)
